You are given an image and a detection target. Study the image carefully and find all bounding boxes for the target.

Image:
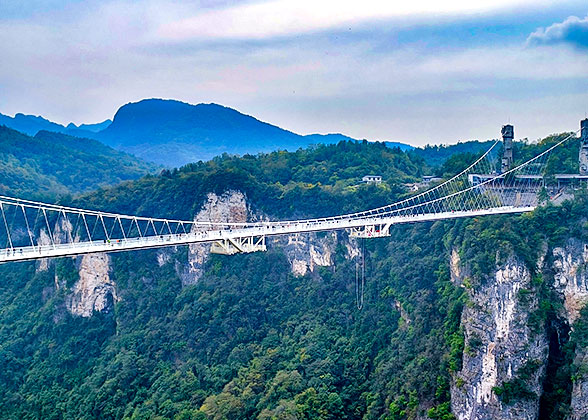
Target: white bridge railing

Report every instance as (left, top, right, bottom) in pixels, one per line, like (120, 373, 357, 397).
(0, 206, 533, 262)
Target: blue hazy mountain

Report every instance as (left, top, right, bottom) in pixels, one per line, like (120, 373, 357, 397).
(66, 119, 112, 134)
(0, 111, 111, 138)
(95, 99, 414, 166)
(1, 99, 413, 167)
(96, 99, 322, 165)
(0, 112, 66, 136)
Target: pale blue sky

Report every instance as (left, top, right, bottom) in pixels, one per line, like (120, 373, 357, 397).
(0, 0, 587, 145)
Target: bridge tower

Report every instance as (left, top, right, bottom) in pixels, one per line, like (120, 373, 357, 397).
(580, 118, 588, 175)
(501, 124, 514, 173)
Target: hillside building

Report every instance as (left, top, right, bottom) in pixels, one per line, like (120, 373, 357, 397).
(362, 175, 382, 184)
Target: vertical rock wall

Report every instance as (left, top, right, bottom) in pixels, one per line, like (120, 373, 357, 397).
(66, 254, 118, 317)
(450, 252, 548, 420)
(184, 190, 360, 282)
(46, 217, 118, 317)
(552, 239, 588, 420)
(269, 232, 343, 277)
(450, 238, 588, 420)
(185, 190, 250, 285)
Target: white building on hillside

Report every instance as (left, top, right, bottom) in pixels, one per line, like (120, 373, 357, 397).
(362, 175, 382, 184)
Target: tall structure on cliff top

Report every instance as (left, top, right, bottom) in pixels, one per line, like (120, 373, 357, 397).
(579, 118, 588, 175)
(501, 124, 514, 173)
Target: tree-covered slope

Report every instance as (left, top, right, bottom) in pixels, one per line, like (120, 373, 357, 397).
(74, 140, 425, 220)
(0, 136, 585, 419)
(410, 140, 496, 167)
(0, 126, 158, 199)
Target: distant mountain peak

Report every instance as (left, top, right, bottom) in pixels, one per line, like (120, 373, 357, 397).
(98, 98, 307, 166)
(2, 98, 413, 167)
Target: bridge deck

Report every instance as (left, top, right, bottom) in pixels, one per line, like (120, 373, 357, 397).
(0, 206, 534, 263)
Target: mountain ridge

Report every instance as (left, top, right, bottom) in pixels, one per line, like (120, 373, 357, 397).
(0, 125, 158, 199)
(0, 99, 414, 166)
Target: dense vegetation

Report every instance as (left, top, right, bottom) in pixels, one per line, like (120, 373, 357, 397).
(0, 126, 158, 199)
(410, 140, 496, 167)
(74, 140, 424, 220)
(0, 135, 586, 419)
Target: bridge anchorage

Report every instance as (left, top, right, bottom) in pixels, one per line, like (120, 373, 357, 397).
(0, 119, 585, 263)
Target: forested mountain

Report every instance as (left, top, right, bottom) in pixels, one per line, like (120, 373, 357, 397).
(304, 133, 413, 152)
(0, 141, 438, 420)
(410, 140, 496, 167)
(94, 99, 308, 166)
(0, 112, 68, 136)
(0, 126, 158, 199)
(3, 99, 514, 171)
(1, 135, 587, 420)
(65, 119, 112, 137)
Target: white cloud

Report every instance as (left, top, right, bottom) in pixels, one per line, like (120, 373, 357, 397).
(157, 0, 553, 40)
(527, 15, 588, 49)
(0, 0, 586, 146)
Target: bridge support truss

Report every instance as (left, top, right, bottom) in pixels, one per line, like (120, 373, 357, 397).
(210, 235, 267, 255)
(349, 223, 391, 238)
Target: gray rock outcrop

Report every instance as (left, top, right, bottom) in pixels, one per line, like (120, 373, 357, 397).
(552, 239, 588, 420)
(450, 252, 548, 420)
(66, 254, 118, 317)
(185, 190, 251, 285)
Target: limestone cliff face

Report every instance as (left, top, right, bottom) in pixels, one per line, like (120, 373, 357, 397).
(450, 237, 588, 420)
(46, 217, 118, 317)
(552, 239, 588, 324)
(36, 228, 53, 273)
(450, 251, 548, 420)
(270, 232, 335, 277)
(271, 232, 360, 277)
(552, 239, 588, 420)
(185, 190, 251, 285)
(184, 190, 359, 282)
(48, 189, 358, 317)
(66, 254, 118, 317)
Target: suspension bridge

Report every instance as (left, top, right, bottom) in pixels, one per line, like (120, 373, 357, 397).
(0, 122, 585, 264)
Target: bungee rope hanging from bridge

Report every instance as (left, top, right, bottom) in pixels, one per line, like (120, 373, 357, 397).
(0, 122, 585, 263)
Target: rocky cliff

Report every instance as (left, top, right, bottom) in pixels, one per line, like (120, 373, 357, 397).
(66, 254, 118, 317)
(50, 189, 356, 317)
(39, 219, 118, 317)
(184, 190, 251, 285)
(184, 190, 357, 283)
(552, 239, 588, 420)
(450, 250, 548, 420)
(450, 237, 588, 420)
